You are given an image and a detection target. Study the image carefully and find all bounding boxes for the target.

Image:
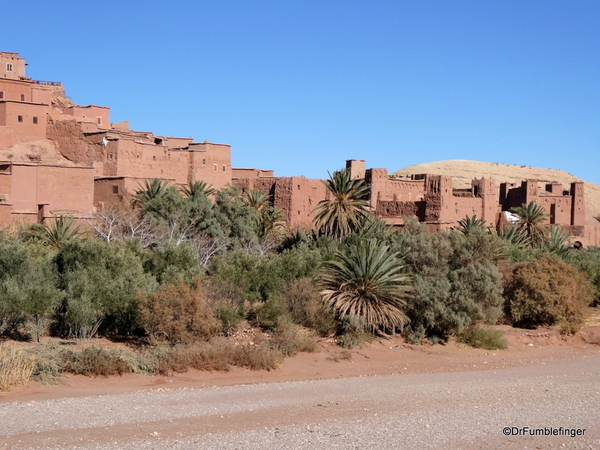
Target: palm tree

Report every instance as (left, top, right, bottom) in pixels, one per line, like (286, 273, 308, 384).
(242, 189, 286, 239)
(455, 215, 488, 237)
(496, 225, 530, 249)
(510, 201, 549, 247)
(133, 178, 170, 206)
(313, 168, 371, 242)
(543, 225, 572, 257)
(182, 181, 215, 200)
(28, 215, 84, 248)
(243, 189, 270, 211)
(319, 239, 412, 333)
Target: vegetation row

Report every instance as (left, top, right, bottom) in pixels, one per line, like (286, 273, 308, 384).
(1, 170, 599, 390)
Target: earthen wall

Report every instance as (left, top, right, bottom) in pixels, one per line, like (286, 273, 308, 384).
(0, 101, 47, 142)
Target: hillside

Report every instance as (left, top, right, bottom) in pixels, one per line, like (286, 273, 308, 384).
(392, 160, 600, 224)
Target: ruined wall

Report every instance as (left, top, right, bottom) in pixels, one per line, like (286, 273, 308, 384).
(46, 119, 95, 164)
(232, 168, 274, 178)
(366, 168, 426, 207)
(375, 200, 425, 221)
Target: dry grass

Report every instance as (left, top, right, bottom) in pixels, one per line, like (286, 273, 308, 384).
(327, 349, 352, 362)
(0, 346, 36, 391)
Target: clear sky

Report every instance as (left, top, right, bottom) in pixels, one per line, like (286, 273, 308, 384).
(4, 1, 599, 184)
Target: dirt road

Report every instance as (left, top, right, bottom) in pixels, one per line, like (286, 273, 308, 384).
(1, 353, 598, 450)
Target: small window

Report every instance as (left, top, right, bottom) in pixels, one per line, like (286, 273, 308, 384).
(17, 116, 23, 123)
(0, 92, 3, 99)
(6, 64, 12, 72)
(203, 159, 206, 164)
(153, 156, 156, 160)
(213, 164, 217, 171)
(297, 185, 301, 190)
(112, 185, 119, 194)
(20, 94, 25, 101)
(33, 117, 38, 124)
(97, 117, 102, 125)
(223, 165, 226, 172)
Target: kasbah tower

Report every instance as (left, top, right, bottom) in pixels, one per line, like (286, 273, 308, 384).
(0, 52, 598, 247)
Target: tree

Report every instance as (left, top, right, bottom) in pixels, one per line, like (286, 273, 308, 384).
(319, 239, 412, 333)
(455, 215, 488, 237)
(313, 168, 371, 242)
(133, 178, 171, 206)
(182, 181, 215, 199)
(24, 215, 84, 249)
(510, 201, 549, 247)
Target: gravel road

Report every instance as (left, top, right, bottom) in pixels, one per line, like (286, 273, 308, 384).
(1, 355, 599, 450)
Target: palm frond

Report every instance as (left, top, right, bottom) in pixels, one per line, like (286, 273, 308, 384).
(319, 239, 412, 332)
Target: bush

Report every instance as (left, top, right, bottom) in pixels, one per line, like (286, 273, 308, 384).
(26, 341, 68, 384)
(0, 346, 36, 391)
(54, 240, 157, 339)
(390, 228, 504, 342)
(62, 346, 130, 377)
(231, 344, 284, 371)
(285, 278, 337, 337)
(505, 255, 594, 334)
(153, 341, 234, 374)
(458, 327, 507, 350)
(338, 314, 372, 349)
(270, 318, 319, 356)
(139, 279, 221, 345)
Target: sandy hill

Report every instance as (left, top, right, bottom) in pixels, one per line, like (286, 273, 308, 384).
(392, 160, 600, 224)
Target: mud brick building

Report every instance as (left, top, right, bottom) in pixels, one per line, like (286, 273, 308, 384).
(0, 51, 598, 246)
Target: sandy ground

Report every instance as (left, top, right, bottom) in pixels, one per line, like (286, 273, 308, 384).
(0, 324, 599, 404)
(1, 319, 600, 449)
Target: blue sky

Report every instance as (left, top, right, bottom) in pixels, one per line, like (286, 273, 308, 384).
(4, 1, 599, 184)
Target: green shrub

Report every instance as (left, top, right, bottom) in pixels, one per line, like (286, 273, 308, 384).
(270, 318, 319, 356)
(285, 277, 337, 337)
(214, 304, 243, 336)
(458, 327, 507, 350)
(255, 295, 288, 331)
(505, 255, 594, 334)
(389, 227, 504, 342)
(26, 341, 68, 384)
(338, 314, 372, 349)
(54, 240, 157, 339)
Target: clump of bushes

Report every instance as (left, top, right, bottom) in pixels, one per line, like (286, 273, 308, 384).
(504, 255, 594, 334)
(458, 327, 507, 350)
